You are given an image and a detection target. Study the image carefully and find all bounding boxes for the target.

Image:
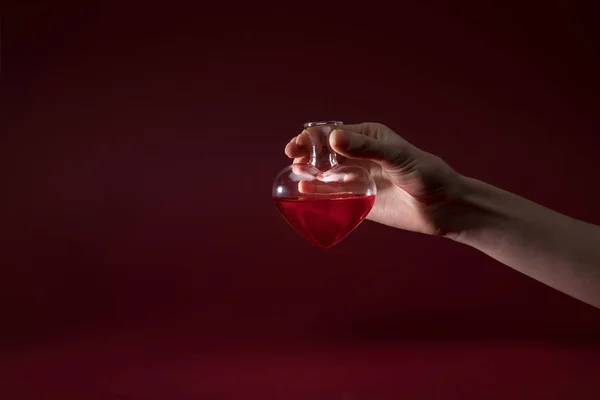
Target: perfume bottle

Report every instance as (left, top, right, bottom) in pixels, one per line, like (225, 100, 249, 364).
(273, 121, 377, 248)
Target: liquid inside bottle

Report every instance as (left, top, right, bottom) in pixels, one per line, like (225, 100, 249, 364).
(274, 194, 375, 248)
(273, 121, 377, 248)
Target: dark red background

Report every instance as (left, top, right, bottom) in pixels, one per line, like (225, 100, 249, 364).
(2, 2, 600, 398)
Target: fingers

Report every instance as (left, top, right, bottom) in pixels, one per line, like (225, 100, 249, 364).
(285, 131, 312, 164)
(291, 163, 319, 180)
(298, 179, 369, 195)
(339, 123, 369, 136)
(284, 122, 409, 168)
(297, 166, 370, 195)
(298, 180, 337, 194)
(284, 134, 307, 158)
(329, 128, 414, 170)
(339, 122, 382, 139)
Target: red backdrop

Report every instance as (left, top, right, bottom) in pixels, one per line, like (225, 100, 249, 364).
(2, 2, 600, 398)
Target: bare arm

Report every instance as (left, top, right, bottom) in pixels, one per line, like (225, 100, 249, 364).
(445, 176, 600, 309)
(285, 122, 600, 309)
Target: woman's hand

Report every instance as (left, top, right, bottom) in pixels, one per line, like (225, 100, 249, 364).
(285, 122, 464, 236)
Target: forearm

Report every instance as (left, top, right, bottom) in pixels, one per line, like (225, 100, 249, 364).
(445, 176, 600, 309)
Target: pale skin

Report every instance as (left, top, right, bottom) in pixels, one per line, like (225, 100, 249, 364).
(285, 123, 600, 309)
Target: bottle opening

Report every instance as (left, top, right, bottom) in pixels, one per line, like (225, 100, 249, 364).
(304, 121, 343, 129)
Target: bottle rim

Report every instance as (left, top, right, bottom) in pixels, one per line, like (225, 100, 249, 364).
(303, 121, 343, 128)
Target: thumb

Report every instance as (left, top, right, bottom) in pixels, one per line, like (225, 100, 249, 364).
(329, 129, 413, 170)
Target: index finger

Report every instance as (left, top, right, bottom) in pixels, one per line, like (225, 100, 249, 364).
(340, 123, 384, 140)
(284, 131, 312, 159)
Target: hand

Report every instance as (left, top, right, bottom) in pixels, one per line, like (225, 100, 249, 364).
(285, 122, 464, 236)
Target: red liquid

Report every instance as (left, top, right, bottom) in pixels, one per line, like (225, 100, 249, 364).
(274, 195, 376, 248)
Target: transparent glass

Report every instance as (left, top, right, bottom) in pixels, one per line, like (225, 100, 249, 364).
(273, 121, 377, 248)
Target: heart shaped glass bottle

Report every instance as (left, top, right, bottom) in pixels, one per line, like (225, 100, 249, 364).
(273, 121, 377, 248)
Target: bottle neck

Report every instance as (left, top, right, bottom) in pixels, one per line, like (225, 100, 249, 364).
(305, 122, 340, 172)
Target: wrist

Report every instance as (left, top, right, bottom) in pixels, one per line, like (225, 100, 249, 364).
(438, 174, 513, 243)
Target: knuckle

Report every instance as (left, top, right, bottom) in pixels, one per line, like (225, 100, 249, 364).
(389, 146, 416, 170)
(352, 136, 371, 154)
